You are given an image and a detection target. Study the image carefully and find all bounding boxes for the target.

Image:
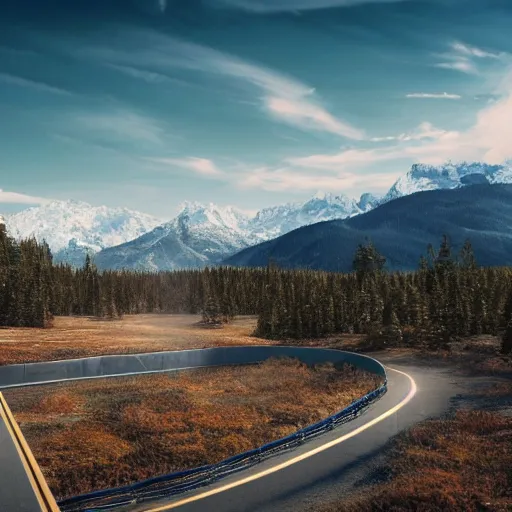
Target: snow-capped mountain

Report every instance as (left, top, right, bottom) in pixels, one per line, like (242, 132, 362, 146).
(5, 160, 512, 271)
(95, 202, 261, 271)
(383, 161, 512, 203)
(94, 193, 377, 271)
(3, 200, 161, 265)
(249, 192, 377, 240)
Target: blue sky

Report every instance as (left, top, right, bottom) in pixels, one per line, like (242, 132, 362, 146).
(0, 0, 511, 217)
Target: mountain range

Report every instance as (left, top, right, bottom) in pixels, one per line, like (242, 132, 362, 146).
(2, 160, 512, 271)
(94, 192, 380, 271)
(224, 184, 512, 272)
(3, 200, 162, 266)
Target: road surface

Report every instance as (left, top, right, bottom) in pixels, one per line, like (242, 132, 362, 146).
(138, 356, 462, 512)
(0, 348, 464, 512)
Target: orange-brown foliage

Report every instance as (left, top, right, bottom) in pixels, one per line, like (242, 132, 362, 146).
(4, 358, 381, 500)
(317, 409, 512, 512)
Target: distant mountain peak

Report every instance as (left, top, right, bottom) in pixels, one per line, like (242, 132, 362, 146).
(384, 160, 512, 203)
(6, 159, 512, 271)
(3, 200, 162, 265)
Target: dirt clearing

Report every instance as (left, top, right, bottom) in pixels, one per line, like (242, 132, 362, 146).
(0, 315, 267, 365)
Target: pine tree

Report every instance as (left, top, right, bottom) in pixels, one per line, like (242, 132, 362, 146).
(353, 240, 386, 281)
(202, 295, 221, 325)
(459, 239, 477, 269)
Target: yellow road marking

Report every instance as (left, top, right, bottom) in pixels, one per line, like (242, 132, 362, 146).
(146, 367, 417, 511)
(0, 392, 60, 512)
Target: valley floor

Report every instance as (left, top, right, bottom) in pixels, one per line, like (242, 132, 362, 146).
(2, 314, 511, 510)
(0, 314, 271, 366)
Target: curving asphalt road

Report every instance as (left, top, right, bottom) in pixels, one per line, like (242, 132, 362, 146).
(137, 355, 464, 512)
(0, 349, 464, 512)
(0, 401, 46, 512)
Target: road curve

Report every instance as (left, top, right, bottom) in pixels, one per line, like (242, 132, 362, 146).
(0, 348, 460, 512)
(137, 356, 463, 512)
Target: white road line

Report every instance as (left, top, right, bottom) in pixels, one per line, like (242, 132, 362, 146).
(146, 366, 417, 511)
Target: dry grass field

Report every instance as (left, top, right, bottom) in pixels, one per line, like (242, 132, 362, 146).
(0, 315, 270, 365)
(316, 381, 512, 512)
(4, 358, 382, 500)
(3, 314, 510, 509)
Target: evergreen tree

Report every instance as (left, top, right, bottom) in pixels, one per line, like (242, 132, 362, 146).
(352, 240, 386, 280)
(459, 239, 477, 269)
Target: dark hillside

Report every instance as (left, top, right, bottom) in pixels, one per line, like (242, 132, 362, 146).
(223, 184, 512, 271)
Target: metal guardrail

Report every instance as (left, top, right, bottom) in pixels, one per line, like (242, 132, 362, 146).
(0, 346, 387, 512)
(58, 376, 387, 510)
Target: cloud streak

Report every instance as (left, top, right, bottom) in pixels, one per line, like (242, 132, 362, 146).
(0, 73, 72, 96)
(451, 42, 501, 60)
(0, 189, 50, 205)
(434, 60, 476, 74)
(371, 122, 454, 143)
(434, 41, 504, 75)
(150, 157, 225, 177)
(210, 0, 408, 13)
(84, 30, 363, 140)
(73, 109, 166, 145)
(105, 63, 188, 86)
(406, 92, 461, 99)
(238, 167, 397, 193)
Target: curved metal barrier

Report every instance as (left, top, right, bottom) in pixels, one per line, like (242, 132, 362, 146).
(0, 347, 387, 511)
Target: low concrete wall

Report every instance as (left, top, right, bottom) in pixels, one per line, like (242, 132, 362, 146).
(0, 346, 386, 389)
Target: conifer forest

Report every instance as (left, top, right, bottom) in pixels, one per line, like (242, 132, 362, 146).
(1, 223, 511, 353)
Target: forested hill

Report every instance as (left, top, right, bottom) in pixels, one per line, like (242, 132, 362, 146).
(223, 184, 512, 272)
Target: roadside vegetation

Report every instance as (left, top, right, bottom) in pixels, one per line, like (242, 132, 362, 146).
(2, 225, 512, 510)
(316, 381, 512, 512)
(3, 358, 382, 500)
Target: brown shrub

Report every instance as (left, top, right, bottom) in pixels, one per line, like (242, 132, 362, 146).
(316, 409, 512, 512)
(5, 359, 382, 500)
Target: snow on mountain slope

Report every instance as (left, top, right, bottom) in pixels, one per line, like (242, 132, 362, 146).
(95, 193, 377, 270)
(4, 200, 161, 264)
(95, 202, 260, 271)
(383, 161, 512, 202)
(248, 192, 369, 239)
(5, 160, 512, 271)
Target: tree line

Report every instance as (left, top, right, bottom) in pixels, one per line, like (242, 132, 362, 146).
(256, 237, 512, 354)
(0, 222, 511, 353)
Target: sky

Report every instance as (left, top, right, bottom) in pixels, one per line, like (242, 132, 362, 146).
(0, 0, 511, 218)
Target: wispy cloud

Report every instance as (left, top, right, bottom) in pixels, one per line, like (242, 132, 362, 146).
(451, 42, 501, 60)
(264, 97, 363, 139)
(406, 92, 461, 100)
(83, 29, 363, 140)
(73, 109, 166, 145)
(0, 73, 72, 96)
(434, 41, 504, 74)
(286, 80, 512, 173)
(238, 167, 397, 193)
(434, 60, 476, 74)
(150, 157, 225, 177)
(0, 189, 50, 205)
(210, 0, 408, 13)
(105, 63, 191, 88)
(371, 122, 452, 142)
